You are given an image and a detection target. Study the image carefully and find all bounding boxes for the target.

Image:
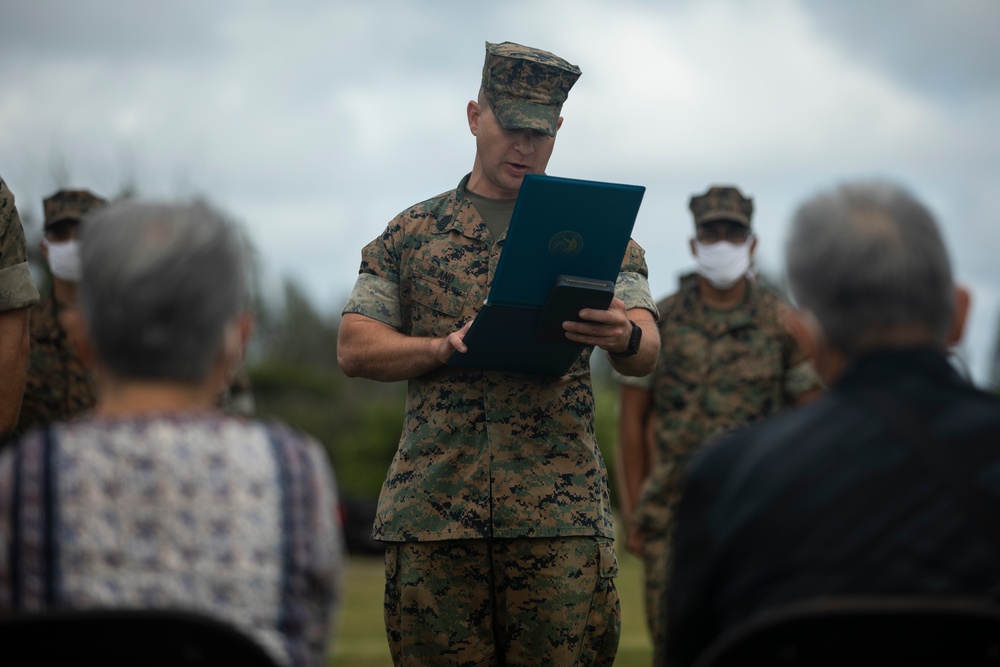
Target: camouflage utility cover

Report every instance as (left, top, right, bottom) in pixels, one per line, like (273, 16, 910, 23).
(636, 273, 820, 536)
(43, 189, 107, 228)
(482, 41, 581, 137)
(0, 177, 40, 311)
(689, 185, 754, 227)
(16, 293, 97, 434)
(343, 174, 657, 542)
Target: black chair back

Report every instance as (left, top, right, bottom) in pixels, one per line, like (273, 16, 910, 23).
(693, 597, 1000, 667)
(0, 608, 281, 667)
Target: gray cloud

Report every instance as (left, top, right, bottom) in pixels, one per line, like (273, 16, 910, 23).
(0, 1, 232, 63)
(1, 0, 997, 381)
(802, 0, 1000, 98)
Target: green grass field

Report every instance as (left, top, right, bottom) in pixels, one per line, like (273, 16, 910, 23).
(329, 536, 653, 666)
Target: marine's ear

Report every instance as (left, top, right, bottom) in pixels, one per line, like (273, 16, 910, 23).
(947, 284, 971, 347)
(786, 308, 844, 387)
(467, 100, 481, 136)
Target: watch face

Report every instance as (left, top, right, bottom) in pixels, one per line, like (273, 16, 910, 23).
(628, 320, 642, 352)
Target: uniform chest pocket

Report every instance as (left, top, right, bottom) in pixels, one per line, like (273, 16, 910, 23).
(408, 259, 470, 318)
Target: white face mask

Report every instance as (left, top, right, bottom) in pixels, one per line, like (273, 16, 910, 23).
(42, 238, 83, 283)
(693, 239, 752, 290)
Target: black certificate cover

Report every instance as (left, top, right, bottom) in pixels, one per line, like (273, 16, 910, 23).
(534, 275, 616, 345)
(448, 174, 645, 376)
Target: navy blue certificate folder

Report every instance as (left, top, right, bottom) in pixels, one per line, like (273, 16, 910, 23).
(448, 174, 645, 376)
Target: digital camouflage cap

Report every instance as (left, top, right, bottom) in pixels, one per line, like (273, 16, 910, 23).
(43, 189, 108, 229)
(481, 41, 581, 137)
(689, 185, 754, 227)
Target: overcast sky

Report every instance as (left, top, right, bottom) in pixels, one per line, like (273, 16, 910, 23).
(2, 0, 998, 383)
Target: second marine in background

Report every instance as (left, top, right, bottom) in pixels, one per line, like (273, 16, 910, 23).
(616, 184, 822, 664)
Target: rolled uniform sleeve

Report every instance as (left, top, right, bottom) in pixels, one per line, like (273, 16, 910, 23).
(0, 178, 40, 312)
(613, 368, 654, 391)
(784, 358, 821, 400)
(779, 302, 822, 400)
(342, 226, 403, 330)
(0, 263, 39, 312)
(343, 272, 403, 330)
(616, 239, 659, 318)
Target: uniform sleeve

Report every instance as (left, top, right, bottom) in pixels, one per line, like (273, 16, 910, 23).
(0, 179, 41, 311)
(778, 303, 822, 401)
(615, 239, 659, 319)
(341, 218, 404, 329)
(611, 366, 654, 390)
(784, 359, 822, 401)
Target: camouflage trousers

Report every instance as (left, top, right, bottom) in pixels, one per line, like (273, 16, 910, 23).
(384, 536, 621, 667)
(641, 533, 672, 667)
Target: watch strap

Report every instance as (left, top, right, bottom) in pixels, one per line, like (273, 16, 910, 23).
(610, 319, 641, 358)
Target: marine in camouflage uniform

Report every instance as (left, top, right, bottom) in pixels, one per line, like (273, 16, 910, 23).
(17, 290, 98, 432)
(0, 177, 41, 436)
(616, 186, 821, 665)
(16, 189, 106, 434)
(340, 42, 660, 667)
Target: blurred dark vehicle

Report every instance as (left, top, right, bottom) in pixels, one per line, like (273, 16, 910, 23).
(339, 496, 384, 555)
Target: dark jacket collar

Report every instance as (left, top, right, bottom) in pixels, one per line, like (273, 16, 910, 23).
(834, 346, 966, 393)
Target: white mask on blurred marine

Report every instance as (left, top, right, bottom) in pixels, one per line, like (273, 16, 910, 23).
(694, 239, 752, 290)
(42, 238, 83, 283)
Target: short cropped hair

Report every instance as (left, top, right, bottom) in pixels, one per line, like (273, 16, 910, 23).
(79, 200, 248, 382)
(785, 181, 954, 353)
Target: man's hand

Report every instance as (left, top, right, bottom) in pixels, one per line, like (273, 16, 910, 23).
(561, 297, 633, 353)
(436, 320, 472, 364)
(627, 523, 645, 557)
(338, 313, 474, 382)
(562, 299, 658, 376)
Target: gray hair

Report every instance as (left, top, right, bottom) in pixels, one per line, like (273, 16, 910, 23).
(79, 200, 248, 382)
(785, 181, 954, 353)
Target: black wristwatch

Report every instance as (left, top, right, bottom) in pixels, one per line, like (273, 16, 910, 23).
(610, 319, 642, 358)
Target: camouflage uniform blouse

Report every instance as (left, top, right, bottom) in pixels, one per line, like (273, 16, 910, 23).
(344, 175, 657, 542)
(16, 291, 97, 434)
(636, 273, 820, 536)
(0, 177, 40, 313)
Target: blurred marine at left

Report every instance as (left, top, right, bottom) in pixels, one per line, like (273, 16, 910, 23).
(0, 177, 41, 437)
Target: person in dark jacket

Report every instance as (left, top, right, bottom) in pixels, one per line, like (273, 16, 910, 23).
(663, 180, 998, 667)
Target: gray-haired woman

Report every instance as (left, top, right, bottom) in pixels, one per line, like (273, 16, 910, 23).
(0, 200, 344, 667)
